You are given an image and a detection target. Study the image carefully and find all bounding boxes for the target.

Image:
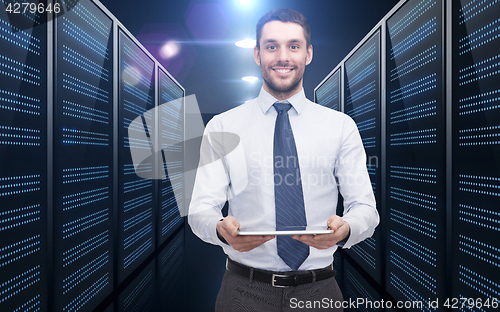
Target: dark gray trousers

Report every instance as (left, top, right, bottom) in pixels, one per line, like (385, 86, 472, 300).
(215, 269, 344, 312)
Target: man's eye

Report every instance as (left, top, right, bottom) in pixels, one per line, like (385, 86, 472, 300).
(290, 46, 299, 50)
(267, 46, 276, 50)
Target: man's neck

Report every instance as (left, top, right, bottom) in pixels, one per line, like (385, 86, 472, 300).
(263, 84, 303, 101)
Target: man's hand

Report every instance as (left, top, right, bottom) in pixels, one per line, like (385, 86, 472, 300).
(292, 215, 350, 250)
(217, 216, 275, 252)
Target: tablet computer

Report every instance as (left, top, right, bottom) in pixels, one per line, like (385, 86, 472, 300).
(237, 226, 334, 236)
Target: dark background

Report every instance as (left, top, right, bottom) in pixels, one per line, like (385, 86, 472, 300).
(97, 0, 400, 310)
(100, 0, 400, 113)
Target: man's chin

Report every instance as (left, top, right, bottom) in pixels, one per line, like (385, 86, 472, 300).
(267, 81, 301, 94)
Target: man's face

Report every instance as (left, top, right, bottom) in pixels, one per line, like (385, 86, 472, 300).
(254, 21, 313, 99)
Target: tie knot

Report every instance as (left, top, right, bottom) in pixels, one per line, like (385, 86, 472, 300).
(273, 101, 292, 114)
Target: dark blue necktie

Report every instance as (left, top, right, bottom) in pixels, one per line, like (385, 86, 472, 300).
(273, 101, 309, 271)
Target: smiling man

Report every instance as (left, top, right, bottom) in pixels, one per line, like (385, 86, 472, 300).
(188, 8, 379, 311)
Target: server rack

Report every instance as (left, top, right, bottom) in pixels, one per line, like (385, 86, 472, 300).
(0, 4, 48, 312)
(53, 0, 115, 310)
(385, 0, 446, 307)
(314, 66, 342, 112)
(451, 0, 500, 306)
(0, 0, 187, 310)
(344, 29, 383, 285)
(315, 0, 500, 310)
(157, 68, 185, 245)
(117, 28, 156, 283)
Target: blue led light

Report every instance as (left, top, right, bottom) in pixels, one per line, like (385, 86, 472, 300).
(124, 224, 152, 250)
(123, 43, 154, 72)
(161, 206, 178, 223)
(390, 128, 436, 146)
(391, 45, 437, 81)
(161, 236, 183, 266)
(62, 166, 109, 184)
(62, 16, 108, 59)
(459, 205, 500, 231)
(459, 235, 500, 267)
(123, 270, 153, 310)
(390, 73, 437, 103)
(390, 186, 437, 211)
(0, 265, 40, 303)
(162, 215, 182, 236)
(390, 273, 432, 312)
(459, 265, 500, 298)
(390, 208, 436, 238)
(124, 163, 153, 176)
(63, 273, 109, 311)
(356, 118, 376, 132)
(459, 175, 500, 196)
(390, 251, 437, 294)
(124, 239, 152, 269)
(162, 78, 183, 100)
(390, 165, 437, 184)
(346, 269, 375, 303)
(62, 187, 109, 211)
(0, 203, 40, 231)
(391, 17, 437, 60)
(63, 231, 109, 267)
(62, 252, 109, 294)
(124, 208, 152, 231)
(459, 0, 500, 25)
(0, 175, 41, 197)
(124, 194, 152, 213)
(459, 125, 500, 146)
(123, 61, 152, 88)
(12, 294, 40, 312)
(346, 43, 376, 75)
(458, 54, 500, 85)
(389, 0, 436, 37)
(63, 100, 109, 124)
(0, 235, 40, 268)
(362, 136, 376, 149)
(62, 209, 109, 239)
(351, 244, 376, 269)
(0, 20, 40, 55)
(347, 61, 375, 88)
(162, 105, 182, 120)
(62, 72, 109, 102)
(124, 82, 153, 106)
(68, 0, 111, 37)
(123, 179, 152, 193)
(346, 81, 375, 106)
(390, 230, 436, 266)
(458, 18, 500, 54)
(63, 46, 109, 81)
(346, 99, 376, 119)
(390, 100, 437, 124)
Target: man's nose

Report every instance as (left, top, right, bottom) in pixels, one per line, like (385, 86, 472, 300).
(276, 48, 290, 63)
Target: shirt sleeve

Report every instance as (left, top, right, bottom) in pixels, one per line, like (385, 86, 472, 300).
(334, 116, 380, 249)
(187, 116, 230, 246)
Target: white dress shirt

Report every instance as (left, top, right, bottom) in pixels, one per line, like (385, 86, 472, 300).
(188, 87, 379, 271)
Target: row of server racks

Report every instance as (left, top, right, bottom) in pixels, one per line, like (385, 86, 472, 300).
(0, 0, 186, 311)
(314, 0, 500, 311)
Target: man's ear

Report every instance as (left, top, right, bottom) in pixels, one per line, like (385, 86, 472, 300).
(306, 44, 313, 66)
(253, 46, 261, 66)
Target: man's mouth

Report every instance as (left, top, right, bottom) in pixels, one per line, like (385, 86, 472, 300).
(273, 67, 294, 76)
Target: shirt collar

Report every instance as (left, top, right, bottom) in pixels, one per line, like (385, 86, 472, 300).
(257, 87, 307, 115)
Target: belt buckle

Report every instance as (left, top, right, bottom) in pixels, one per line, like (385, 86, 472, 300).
(271, 274, 289, 288)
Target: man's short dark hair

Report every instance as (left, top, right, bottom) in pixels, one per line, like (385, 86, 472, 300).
(256, 8, 311, 49)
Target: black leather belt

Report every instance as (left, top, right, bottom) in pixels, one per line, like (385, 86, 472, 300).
(226, 258, 336, 288)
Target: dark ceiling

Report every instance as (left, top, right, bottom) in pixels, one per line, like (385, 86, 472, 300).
(99, 0, 400, 114)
